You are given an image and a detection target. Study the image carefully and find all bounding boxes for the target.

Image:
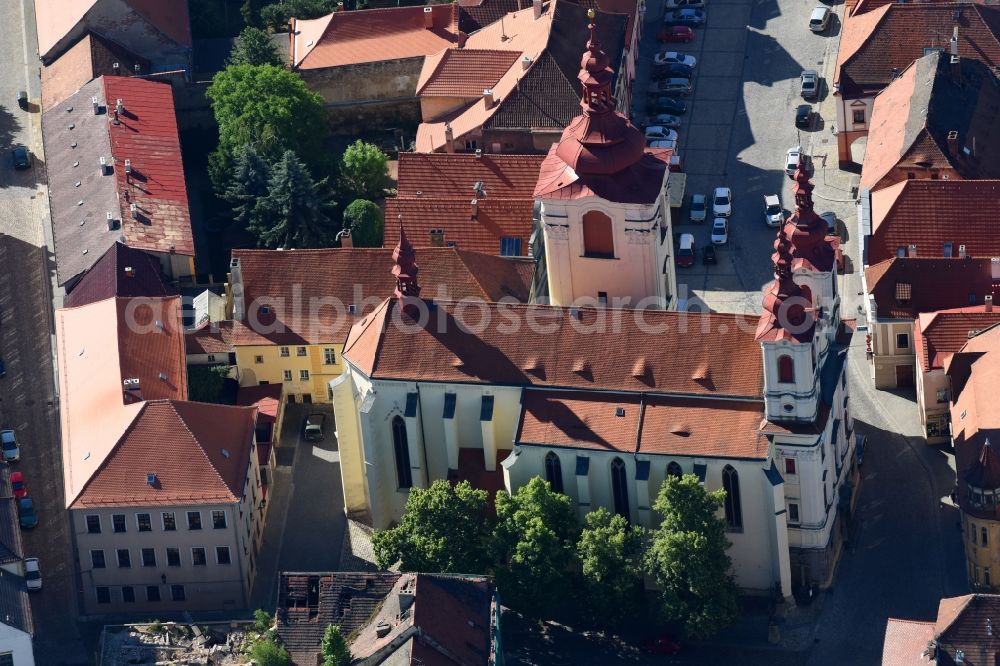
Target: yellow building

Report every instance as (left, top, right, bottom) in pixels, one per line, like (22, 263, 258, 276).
(227, 246, 534, 403)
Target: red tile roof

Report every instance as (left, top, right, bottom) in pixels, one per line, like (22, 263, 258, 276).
(885, 595, 1000, 666)
(516, 391, 768, 458)
(384, 198, 534, 256)
(416, 49, 522, 97)
(914, 306, 1000, 371)
(127, 0, 193, 47)
(41, 32, 148, 111)
(865, 257, 999, 319)
(344, 299, 764, 398)
(63, 242, 174, 308)
(396, 153, 545, 199)
(881, 618, 935, 666)
(230, 247, 534, 346)
(185, 321, 235, 355)
(291, 5, 458, 70)
(71, 399, 256, 508)
(534, 144, 671, 204)
(870, 180, 1000, 264)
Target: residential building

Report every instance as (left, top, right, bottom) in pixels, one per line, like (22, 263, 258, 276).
(276, 571, 500, 666)
(227, 247, 534, 404)
(883, 594, 1000, 665)
(41, 32, 147, 111)
(0, 609, 34, 666)
(415, 0, 630, 154)
(185, 321, 235, 367)
(834, 2, 1000, 165)
(237, 384, 284, 491)
(289, 5, 459, 129)
(859, 52, 1000, 193)
(56, 295, 267, 614)
(384, 152, 546, 256)
(863, 257, 1000, 389)
(34, 0, 191, 69)
(42, 76, 195, 287)
(914, 306, 1000, 443)
(867, 180, 1000, 265)
(63, 242, 175, 309)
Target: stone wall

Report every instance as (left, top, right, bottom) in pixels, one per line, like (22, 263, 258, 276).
(299, 57, 425, 105)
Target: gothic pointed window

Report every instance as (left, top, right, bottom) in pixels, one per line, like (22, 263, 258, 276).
(667, 461, 683, 479)
(545, 452, 564, 494)
(582, 211, 615, 259)
(391, 416, 412, 489)
(778, 355, 795, 384)
(722, 465, 742, 530)
(611, 457, 630, 521)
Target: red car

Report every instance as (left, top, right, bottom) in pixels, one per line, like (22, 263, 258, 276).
(657, 25, 694, 42)
(10, 472, 26, 499)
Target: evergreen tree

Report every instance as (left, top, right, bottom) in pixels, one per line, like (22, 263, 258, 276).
(321, 625, 351, 666)
(224, 144, 271, 228)
(228, 26, 283, 67)
(251, 151, 334, 248)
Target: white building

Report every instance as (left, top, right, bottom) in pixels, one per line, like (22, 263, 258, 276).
(0, 619, 34, 666)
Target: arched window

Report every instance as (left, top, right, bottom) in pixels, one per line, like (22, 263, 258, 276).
(800, 284, 813, 306)
(582, 211, 615, 259)
(545, 452, 564, 494)
(778, 355, 794, 384)
(391, 416, 412, 489)
(722, 465, 742, 530)
(667, 461, 683, 479)
(611, 457, 630, 521)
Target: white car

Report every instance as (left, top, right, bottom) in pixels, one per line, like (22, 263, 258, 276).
(764, 194, 783, 227)
(712, 187, 732, 217)
(649, 113, 682, 128)
(24, 557, 41, 591)
(654, 51, 697, 68)
(644, 126, 678, 143)
(649, 139, 678, 151)
(785, 146, 803, 175)
(690, 193, 707, 222)
(711, 218, 729, 244)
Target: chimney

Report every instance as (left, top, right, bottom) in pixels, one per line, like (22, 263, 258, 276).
(908, 244, 917, 258)
(475, 148, 483, 159)
(423, 6, 434, 28)
(533, 0, 542, 20)
(470, 198, 479, 218)
(399, 576, 416, 613)
(951, 26, 959, 56)
(123, 378, 142, 403)
(124, 159, 132, 174)
(987, 295, 994, 313)
(116, 98, 124, 115)
(959, 244, 968, 259)
(429, 229, 445, 246)
(337, 228, 353, 248)
(112, 62, 119, 73)
(92, 96, 99, 114)
(521, 55, 532, 71)
(947, 130, 959, 157)
(130, 203, 139, 219)
(992, 257, 1000, 278)
(124, 266, 135, 278)
(134, 63, 140, 74)
(106, 212, 118, 231)
(951, 54, 961, 81)
(444, 123, 455, 153)
(457, 31, 467, 48)
(483, 88, 495, 108)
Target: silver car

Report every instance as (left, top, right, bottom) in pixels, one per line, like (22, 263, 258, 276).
(690, 193, 707, 222)
(800, 70, 818, 99)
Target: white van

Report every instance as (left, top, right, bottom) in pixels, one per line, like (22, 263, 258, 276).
(809, 6, 831, 32)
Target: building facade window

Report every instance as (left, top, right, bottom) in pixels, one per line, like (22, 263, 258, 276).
(778, 355, 794, 383)
(91, 550, 106, 569)
(122, 586, 135, 603)
(192, 547, 207, 566)
(610, 457, 630, 521)
(141, 548, 156, 567)
(544, 452, 563, 493)
(279, 346, 289, 357)
(582, 210, 615, 259)
(254, 355, 263, 364)
(896, 333, 909, 350)
(300, 370, 310, 380)
(171, 585, 186, 601)
(983, 527, 989, 547)
(207, 354, 216, 363)
(788, 503, 800, 523)
(722, 465, 743, 530)
(162, 512, 176, 531)
(283, 370, 292, 382)
(212, 510, 227, 529)
(217, 546, 232, 565)
(96, 587, 111, 604)
(324, 348, 336, 365)
(86, 515, 101, 533)
(187, 511, 202, 530)
(785, 458, 797, 475)
(852, 109, 865, 124)
(112, 514, 126, 533)
(667, 461, 683, 478)
(500, 237, 522, 256)
(146, 586, 161, 602)
(116, 549, 131, 568)
(391, 416, 412, 489)
(167, 548, 181, 567)
(296, 346, 307, 357)
(137, 513, 151, 532)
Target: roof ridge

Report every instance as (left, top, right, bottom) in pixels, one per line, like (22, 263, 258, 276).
(168, 400, 243, 500)
(840, 4, 893, 72)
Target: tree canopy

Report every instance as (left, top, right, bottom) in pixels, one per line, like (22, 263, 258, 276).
(321, 625, 351, 666)
(340, 140, 389, 202)
(577, 507, 645, 626)
(224, 144, 271, 227)
(372, 480, 492, 574)
(342, 199, 383, 248)
(261, 0, 337, 32)
(644, 474, 740, 639)
(228, 26, 283, 67)
(250, 150, 335, 248)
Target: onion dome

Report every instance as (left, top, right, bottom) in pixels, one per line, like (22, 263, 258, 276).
(392, 218, 421, 302)
(782, 156, 835, 272)
(757, 228, 815, 342)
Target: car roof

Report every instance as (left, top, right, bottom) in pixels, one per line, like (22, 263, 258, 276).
(679, 233, 695, 242)
(764, 194, 780, 204)
(692, 193, 706, 201)
(713, 187, 730, 195)
(0, 431, 14, 441)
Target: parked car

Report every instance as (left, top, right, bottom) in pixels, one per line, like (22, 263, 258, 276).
(24, 557, 41, 592)
(795, 104, 814, 129)
(654, 51, 697, 68)
(712, 187, 732, 217)
(649, 113, 682, 128)
(809, 5, 831, 32)
(648, 139, 677, 151)
(665, 0, 703, 9)
(764, 194, 784, 227)
(676, 233, 696, 267)
(10, 471, 27, 499)
(646, 96, 687, 115)
(702, 244, 717, 265)
(18, 498, 37, 529)
(644, 126, 678, 143)
(1, 430, 18, 462)
(821, 211, 837, 234)
(647, 78, 692, 97)
(664, 8, 706, 26)
(652, 62, 694, 79)
(711, 218, 729, 244)
(657, 25, 695, 42)
(690, 193, 707, 222)
(785, 146, 803, 175)
(11, 145, 30, 170)
(303, 414, 325, 442)
(800, 70, 819, 99)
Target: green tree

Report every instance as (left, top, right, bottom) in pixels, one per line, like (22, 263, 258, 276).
(577, 507, 645, 627)
(261, 0, 337, 32)
(340, 140, 389, 202)
(492, 477, 578, 617)
(644, 474, 740, 639)
(372, 480, 491, 573)
(224, 144, 272, 228)
(206, 64, 327, 190)
(342, 199, 383, 247)
(321, 624, 351, 666)
(242, 0, 264, 27)
(228, 26, 283, 66)
(187, 365, 230, 403)
(249, 638, 291, 666)
(252, 150, 335, 248)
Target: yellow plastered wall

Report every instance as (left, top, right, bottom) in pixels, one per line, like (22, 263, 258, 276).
(964, 512, 1000, 590)
(234, 343, 345, 403)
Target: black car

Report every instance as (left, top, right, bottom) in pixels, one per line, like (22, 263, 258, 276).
(646, 96, 687, 115)
(795, 104, 813, 129)
(652, 63, 694, 79)
(702, 245, 717, 265)
(11, 145, 30, 170)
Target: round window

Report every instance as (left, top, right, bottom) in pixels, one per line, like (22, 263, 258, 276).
(783, 404, 794, 413)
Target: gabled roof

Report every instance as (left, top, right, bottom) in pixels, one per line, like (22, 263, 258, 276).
(870, 180, 1000, 265)
(914, 305, 1000, 371)
(71, 399, 256, 508)
(0, 568, 34, 636)
(881, 618, 934, 666)
(860, 53, 1000, 191)
(934, 595, 1000, 665)
(343, 299, 764, 397)
(397, 152, 545, 198)
(417, 48, 522, 97)
(43, 76, 194, 285)
(230, 247, 534, 346)
(484, 50, 584, 132)
(865, 257, 998, 319)
(384, 197, 534, 256)
(63, 242, 174, 308)
(291, 5, 459, 70)
(836, 3, 1000, 95)
(41, 32, 148, 111)
(185, 321, 235, 355)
